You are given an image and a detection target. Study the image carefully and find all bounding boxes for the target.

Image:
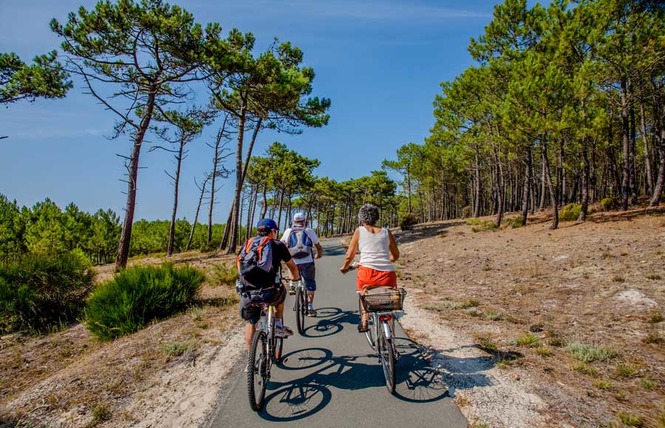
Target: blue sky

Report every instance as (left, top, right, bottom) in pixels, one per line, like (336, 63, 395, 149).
(1, 0, 501, 222)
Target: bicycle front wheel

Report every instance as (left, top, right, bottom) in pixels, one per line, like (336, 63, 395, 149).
(378, 326, 396, 394)
(295, 286, 306, 335)
(247, 330, 268, 411)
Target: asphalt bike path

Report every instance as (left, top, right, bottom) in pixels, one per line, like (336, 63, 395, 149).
(207, 240, 468, 428)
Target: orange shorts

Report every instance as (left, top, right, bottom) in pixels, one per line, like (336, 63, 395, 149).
(356, 266, 397, 291)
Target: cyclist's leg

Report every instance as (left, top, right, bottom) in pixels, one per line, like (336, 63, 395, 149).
(273, 286, 293, 336)
(301, 262, 317, 310)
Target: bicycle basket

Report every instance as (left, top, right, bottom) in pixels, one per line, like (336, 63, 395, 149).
(362, 288, 406, 311)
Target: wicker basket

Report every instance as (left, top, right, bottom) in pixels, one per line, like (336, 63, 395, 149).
(362, 288, 406, 311)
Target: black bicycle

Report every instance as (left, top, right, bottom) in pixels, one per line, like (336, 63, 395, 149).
(247, 298, 283, 411)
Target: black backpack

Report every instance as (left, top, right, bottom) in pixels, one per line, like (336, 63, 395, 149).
(236, 236, 273, 286)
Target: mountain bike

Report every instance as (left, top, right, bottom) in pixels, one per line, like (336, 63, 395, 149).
(247, 298, 283, 411)
(290, 279, 307, 335)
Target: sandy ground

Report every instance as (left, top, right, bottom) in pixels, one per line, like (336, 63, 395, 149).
(1, 208, 664, 427)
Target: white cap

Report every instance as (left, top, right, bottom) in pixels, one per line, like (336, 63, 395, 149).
(293, 212, 306, 222)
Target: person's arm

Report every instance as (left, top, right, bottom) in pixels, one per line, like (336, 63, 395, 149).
(307, 228, 323, 259)
(285, 258, 301, 281)
(339, 228, 360, 273)
(314, 243, 323, 259)
(387, 229, 399, 262)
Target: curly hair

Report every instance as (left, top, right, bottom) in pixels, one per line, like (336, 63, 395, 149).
(357, 203, 380, 226)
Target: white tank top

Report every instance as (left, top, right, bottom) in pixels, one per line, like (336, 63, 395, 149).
(358, 227, 394, 271)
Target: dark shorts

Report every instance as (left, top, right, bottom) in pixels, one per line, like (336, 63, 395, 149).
(297, 262, 316, 291)
(239, 285, 286, 325)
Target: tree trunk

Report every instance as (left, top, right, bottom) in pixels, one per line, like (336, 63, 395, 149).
(186, 175, 209, 251)
(115, 90, 156, 270)
(520, 145, 532, 226)
(473, 148, 481, 218)
(224, 100, 247, 254)
(578, 137, 590, 221)
(640, 102, 653, 195)
(167, 139, 186, 257)
(620, 79, 631, 210)
(208, 119, 227, 245)
(543, 140, 559, 230)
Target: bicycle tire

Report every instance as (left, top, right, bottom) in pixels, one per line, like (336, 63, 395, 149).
(378, 325, 396, 394)
(295, 286, 306, 335)
(247, 330, 268, 411)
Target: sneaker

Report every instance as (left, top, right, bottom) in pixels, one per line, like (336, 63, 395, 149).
(288, 283, 296, 295)
(275, 325, 294, 338)
(307, 308, 317, 317)
(244, 363, 250, 373)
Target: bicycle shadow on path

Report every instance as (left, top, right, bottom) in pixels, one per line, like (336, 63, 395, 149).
(257, 336, 457, 422)
(298, 307, 357, 338)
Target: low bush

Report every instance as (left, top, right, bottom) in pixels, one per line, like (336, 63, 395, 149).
(399, 213, 418, 231)
(84, 264, 204, 341)
(208, 262, 238, 286)
(0, 250, 94, 334)
(559, 203, 581, 221)
(600, 197, 618, 211)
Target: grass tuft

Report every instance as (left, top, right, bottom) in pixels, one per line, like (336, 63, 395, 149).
(566, 342, 617, 362)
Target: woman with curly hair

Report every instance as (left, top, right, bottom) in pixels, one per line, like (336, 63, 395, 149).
(340, 203, 399, 332)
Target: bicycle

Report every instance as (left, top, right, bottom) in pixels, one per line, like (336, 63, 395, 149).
(289, 279, 307, 335)
(246, 297, 284, 412)
(343, 265, 406, 394)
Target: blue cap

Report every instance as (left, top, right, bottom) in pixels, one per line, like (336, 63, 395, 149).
(256, 218, 278, 230)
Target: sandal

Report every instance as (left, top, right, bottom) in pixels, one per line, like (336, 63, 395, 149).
(357, 320, 369, 333)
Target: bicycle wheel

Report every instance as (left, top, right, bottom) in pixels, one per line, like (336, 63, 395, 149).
(378, 325, 396, 394)
(295, 286, 306, 335)
(359, 298, 375, 349)
(247, 330, 268, 411)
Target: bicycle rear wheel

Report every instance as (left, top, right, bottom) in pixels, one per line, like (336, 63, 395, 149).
(378, 325, 396, 394)
(295, 286, 306, 335)
(247, 330, 268, 411)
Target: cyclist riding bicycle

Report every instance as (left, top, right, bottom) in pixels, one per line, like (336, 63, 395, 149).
(339, 204, 400, 332)
(237, 218, 301, 352)
(280, 212, 323, 316)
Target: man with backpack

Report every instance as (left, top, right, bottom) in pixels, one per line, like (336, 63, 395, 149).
(237, 218, 301, 352)
(280, 212, 323, 316)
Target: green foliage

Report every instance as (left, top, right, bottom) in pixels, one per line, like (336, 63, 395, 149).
(516, 332, 540, 347)
(84, 264, 204, 341)
(208, 263, 238, 286)
(600, 198, 618, 212)
(566, 342, 617, 362)
(0, 51, 71, 105)
(0, 251, 93, 334)
(559, 204, 582, 221)
(616, 412, 644, 427)
(399, 213, 418, 231)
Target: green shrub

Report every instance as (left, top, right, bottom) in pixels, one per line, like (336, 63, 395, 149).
(566, 342, 617, 362)
(600, 197, 618, 212)
(559, 203, 581, 221)
(208, 263, 238, 286)
(84, 264, 204, 341)
(399, 213, 418, 231)
(0, 251, 94, 334)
